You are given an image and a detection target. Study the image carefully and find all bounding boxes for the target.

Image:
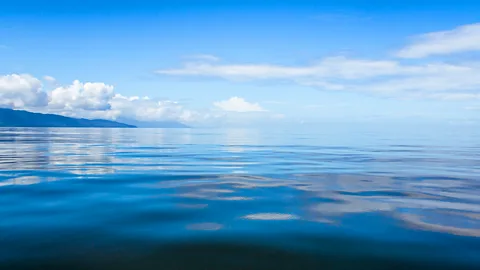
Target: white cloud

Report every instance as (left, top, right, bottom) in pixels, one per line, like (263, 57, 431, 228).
(43, 75, 56, 84)
(214, 97, 266, 112)
(157, 56, 410, 80)
(49, 80, 115, 111)
(49, 84, 201, 123)
(349, 65, 480, 94)
(106, 94, 200, 122)
(396, 23, 480, 58)
(0, 74, 202, 124)
(156, 23, 480, 101)
(157, 55, 474, 81)
(157, 52, 480, 100)
(0, 74, 48, 108)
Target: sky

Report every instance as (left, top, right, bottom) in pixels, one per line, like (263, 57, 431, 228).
(1, 0, 480, 127)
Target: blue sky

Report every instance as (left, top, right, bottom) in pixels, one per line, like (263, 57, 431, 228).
(1, 0, 480, 127)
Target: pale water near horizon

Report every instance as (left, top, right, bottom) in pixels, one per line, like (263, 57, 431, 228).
(0, 126, 479, 269)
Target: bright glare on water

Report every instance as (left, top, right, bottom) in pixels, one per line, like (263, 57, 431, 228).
(0, 125, 479, 269)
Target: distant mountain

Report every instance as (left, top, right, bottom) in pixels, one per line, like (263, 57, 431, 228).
(0, 108, 135, 128)
(117, 118, 190, 128)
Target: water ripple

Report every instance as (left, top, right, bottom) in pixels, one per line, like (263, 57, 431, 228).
(0, 127, 479, 269)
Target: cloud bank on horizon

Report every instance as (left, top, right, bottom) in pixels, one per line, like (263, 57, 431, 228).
(0, 74, 266, 125)
(1, 22, 480, 125)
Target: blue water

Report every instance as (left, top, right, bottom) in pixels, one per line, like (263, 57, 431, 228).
(0, 126, 479, 269)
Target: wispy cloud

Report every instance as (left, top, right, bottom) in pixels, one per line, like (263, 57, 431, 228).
(155, 23, 480, 102)
(157, 56, 434, 80)
(43, 75, 57, 84)
(396, 23, 480, 58)
(156, 54, 480, 100)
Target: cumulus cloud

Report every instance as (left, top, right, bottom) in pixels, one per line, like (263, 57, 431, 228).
(106, 94, 200, 122)
(0, 74, 48, 108)
(49, 80, 115, 111)
(0, 74, 199, 123)
(396, 23, 480, 58)
(51, 85, 201, 123)
(214, 97, 266, 112)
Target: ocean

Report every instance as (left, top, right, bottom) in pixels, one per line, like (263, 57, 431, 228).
(0, 126, 479, 269)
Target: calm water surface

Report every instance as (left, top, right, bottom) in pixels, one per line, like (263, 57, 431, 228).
(0, 126, 479, 269)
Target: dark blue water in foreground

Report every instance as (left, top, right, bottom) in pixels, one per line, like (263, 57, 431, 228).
(0, 126, 479, 270)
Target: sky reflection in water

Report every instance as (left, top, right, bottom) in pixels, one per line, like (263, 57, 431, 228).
(0, 126, 479, 269)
